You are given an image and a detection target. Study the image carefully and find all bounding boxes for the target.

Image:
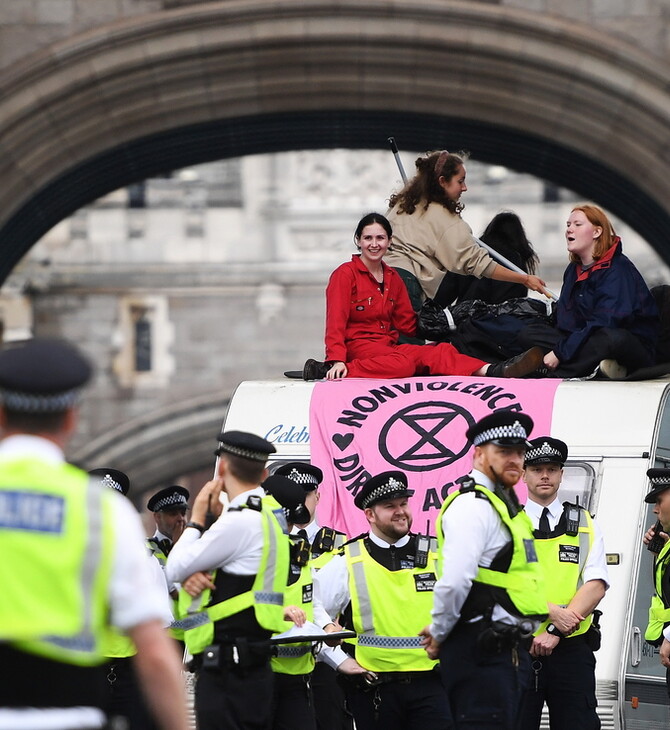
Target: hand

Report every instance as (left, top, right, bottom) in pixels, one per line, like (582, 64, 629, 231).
(526, 275, 550, 298)
(661, 639, 670, 668)
(283, 605, 306, 627)
(182, 571, 215, 598)
(543, 351, 560, 370)
(323, 620, 344, 646)
(336, 657, 368, 675)
(530, 632, 560, 657)
(644, 524, 669, 549)
(327, 362, 348, 380)
(419, 626, 441, 660)
(548, 605, 584, 635)
(191, 478, 224, 524)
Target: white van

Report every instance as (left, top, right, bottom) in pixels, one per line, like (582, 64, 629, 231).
(223, 376, 670, 729)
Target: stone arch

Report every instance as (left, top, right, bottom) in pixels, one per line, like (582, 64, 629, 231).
(70, 392, 229, 505)
(1, 0, 669, 284)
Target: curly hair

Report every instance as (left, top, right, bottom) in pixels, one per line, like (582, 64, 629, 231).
(568, 204, 617, 264)
(388, 150, 468, 215)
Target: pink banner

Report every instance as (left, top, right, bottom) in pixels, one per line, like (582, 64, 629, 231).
(310, 376, 561, 538)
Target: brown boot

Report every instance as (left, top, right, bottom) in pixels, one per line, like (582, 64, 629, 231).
(486, 347, 544, 378)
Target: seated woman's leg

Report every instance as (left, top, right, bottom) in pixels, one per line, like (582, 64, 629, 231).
(401, 343, 486, 376)
(346, 351, 417, 379)
(553, 328, 654, 378)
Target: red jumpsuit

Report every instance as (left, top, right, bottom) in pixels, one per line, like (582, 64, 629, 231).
(324, 256, 486, 379)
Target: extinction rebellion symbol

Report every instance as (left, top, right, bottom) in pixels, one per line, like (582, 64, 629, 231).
(378, 401, 475, 472)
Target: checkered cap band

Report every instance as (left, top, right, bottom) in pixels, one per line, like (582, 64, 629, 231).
(218, 443, 268, 462)
(152, 493, 188, 511)
(473, 420, 529, 446)
(361, 476, 407, 509)
(285, 468, 319, 486)
(650, 474, 670, 486)
(0, 387, 81, 413)
(100, 474, 123, 493)
(525, 441, 563, 463)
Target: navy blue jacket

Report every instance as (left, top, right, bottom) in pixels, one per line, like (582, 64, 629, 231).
(555, 240, 659, 363)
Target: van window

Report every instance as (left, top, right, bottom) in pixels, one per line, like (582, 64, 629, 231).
(557, 462, 597, 511)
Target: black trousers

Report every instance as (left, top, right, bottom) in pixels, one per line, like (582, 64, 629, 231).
(103, 657, 157, 730)
(341, 668, 450, 730)
(312, 662, 353, 730)
(439, 621, 531, 730)
(517, 323, 654, 377)
(517, 637, 600, 730)
(271, 672, 317, 730)
(196, 661, 274, 730)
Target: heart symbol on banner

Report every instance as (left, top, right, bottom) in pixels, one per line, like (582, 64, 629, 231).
(332, 433, 354, 451)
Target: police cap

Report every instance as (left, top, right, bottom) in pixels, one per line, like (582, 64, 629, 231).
(466, 411, 533, 448)
(89, 467, 130, 496)
(524, 437, 568, 467)
(354, 471, 414, 510)
(215, 430, 276, 463)
(273, 462, 323, 492)
(147, 486, 190, 512)
(263, 473, 310, 524)
(645, 468, 670, 503)
(0, 338, 92, 413)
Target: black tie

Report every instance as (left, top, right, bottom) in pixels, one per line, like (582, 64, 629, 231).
(538, 507, 551, 536)
(296, 529, 309, 542)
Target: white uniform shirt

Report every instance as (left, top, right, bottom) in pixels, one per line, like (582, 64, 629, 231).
(524, 496, 609, 588)
(166, 486, 267, 583)
(429, 469, 531, 644)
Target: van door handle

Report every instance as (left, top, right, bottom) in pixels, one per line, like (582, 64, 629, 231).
(631, 626, 641, 667)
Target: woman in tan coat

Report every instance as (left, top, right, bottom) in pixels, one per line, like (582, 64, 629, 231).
(385, 150, 549, 312)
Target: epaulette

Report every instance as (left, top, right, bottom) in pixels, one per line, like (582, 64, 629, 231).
(458, 475, 477, 493)
(246, 494, 263, 512)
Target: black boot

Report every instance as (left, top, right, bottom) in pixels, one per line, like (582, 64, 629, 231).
(486, 347, 544, 378)
(303, 359, 330, 381)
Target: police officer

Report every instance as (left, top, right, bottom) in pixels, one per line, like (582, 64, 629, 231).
(273, 462, 351, 730)
(0, 338, 187, 730)
(264, 474, 358, 730)
(147, 485, 190, 563)
(165, 431, 290, 730)
(517, 437, 608, 730)
(642, 468, 670, 695)
(89, 467, 174, 730)
(313, 471, 451, 730)
(420, 411, 547, 730)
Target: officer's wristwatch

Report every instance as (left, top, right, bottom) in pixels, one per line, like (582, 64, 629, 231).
(546, 623, 565, 638)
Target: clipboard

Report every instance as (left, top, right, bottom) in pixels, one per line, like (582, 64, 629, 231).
(270, 630, 356, 645)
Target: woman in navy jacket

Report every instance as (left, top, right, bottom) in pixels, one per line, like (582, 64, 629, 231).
(525, 204, 659, 379)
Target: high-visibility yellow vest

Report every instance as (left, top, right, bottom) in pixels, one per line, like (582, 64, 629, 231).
(438, 484, 547, 620)
(646, 540, 670, 643)
(344, 537, 439, 673)
(146, 538, 183, 641)
(173, 494, 289, 655)
(533, 506, 595, 637)
(310, 530, 347, 571)
(0, 457, 114, 666)
(271, 559, 315, 676)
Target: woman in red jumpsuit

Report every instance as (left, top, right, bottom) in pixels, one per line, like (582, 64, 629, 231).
(302, 213, 543, 380)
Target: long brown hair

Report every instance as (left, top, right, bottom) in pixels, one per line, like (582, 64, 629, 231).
(568, 204, 617, 264)
(389, 150, 468, 215)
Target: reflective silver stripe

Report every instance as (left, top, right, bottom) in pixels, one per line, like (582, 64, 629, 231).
(275, 645, 312, 658)
(263, 507, 279, 594)
(348, 541, 374, 633)
(170, 612, 211, 631)
(357, 634, 423, 649)
(254, 591, 284, 606)
(576, 510, 592, 590)
(43, 476, 103, 655)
